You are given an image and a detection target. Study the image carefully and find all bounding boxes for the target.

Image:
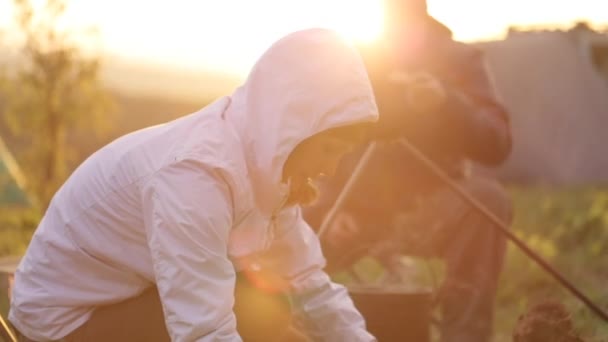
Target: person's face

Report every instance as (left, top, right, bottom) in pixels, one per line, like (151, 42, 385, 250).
(283, 124, 366, 182)
(281, 123, 370, 206)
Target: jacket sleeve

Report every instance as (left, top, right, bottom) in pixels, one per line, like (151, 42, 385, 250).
(434, 42, 512, 165)
(141, 159, 241, 342)
(259, 207, 376, 342)
(367, 38, 512, 166)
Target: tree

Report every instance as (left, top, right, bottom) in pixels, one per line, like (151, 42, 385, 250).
(0, 0, 113, 208)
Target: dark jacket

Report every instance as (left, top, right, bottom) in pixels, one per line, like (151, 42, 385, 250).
(304, 17, 512, 230)
(365, 25, 511, 165)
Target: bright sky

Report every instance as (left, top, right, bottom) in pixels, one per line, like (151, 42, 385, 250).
(1, 0, 607, 76)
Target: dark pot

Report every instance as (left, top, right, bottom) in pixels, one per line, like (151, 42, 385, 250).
(348, 285, 433, 342)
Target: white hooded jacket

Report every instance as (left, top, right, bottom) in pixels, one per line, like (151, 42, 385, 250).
(9, 28, 379, 341)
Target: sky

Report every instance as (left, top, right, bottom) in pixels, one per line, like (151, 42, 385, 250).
(1, 0, 607, 76)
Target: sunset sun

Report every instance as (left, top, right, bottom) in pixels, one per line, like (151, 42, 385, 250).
(323, 0, 385, 43)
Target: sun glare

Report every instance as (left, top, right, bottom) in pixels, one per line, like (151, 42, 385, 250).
(323, 0, 385, 43)
(4, 0, 605, 78)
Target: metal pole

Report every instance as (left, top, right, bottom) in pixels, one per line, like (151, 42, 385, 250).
(317, 142, 378, 239)
(397, 138, 608, 323)
(313, 131, 608, 322)
(0, 313, 16, 342)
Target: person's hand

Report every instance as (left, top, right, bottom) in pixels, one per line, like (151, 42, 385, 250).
(388, 70, 447, 114)
(321, 212, 371, 272)
(324, 211, 361, 250)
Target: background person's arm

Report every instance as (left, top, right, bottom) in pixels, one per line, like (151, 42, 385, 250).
(427, 41, 512, 166)
(364, 35, 511, 166)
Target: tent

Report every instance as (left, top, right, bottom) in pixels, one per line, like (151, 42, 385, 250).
(0, 137, 30, 208)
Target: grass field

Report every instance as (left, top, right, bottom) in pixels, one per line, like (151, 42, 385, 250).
(333, 185, 608, 341)
(1, 185, 608, 341)
(493, 186, 608, 341)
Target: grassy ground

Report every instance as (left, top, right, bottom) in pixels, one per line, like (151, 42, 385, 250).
(493, 185, 608, 341)
(1, 186, 608, 340)
(333, 185, 608, 341)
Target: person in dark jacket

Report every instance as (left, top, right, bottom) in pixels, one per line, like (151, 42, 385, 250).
(302, 1, 513, 341)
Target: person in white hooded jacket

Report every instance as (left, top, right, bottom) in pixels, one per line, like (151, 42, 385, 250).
(9, 28, 379, 341)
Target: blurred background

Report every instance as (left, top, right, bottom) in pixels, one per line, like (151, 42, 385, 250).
(0, 0, 607, 340)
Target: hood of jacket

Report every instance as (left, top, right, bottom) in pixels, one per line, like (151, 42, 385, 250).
(224, 28, 379, 214)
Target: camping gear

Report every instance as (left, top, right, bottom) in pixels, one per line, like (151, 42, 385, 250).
(0, 311, 16, 342)
(349, 285, 432, 341)
(312, 136, 608, 341)
(397, 138, 608, 323)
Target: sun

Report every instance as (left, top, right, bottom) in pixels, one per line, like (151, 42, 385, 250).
(315, 0, 385, 44)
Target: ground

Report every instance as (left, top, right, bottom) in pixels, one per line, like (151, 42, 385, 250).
(333, 185, 608, 341)
(1, 186, 608, 341)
